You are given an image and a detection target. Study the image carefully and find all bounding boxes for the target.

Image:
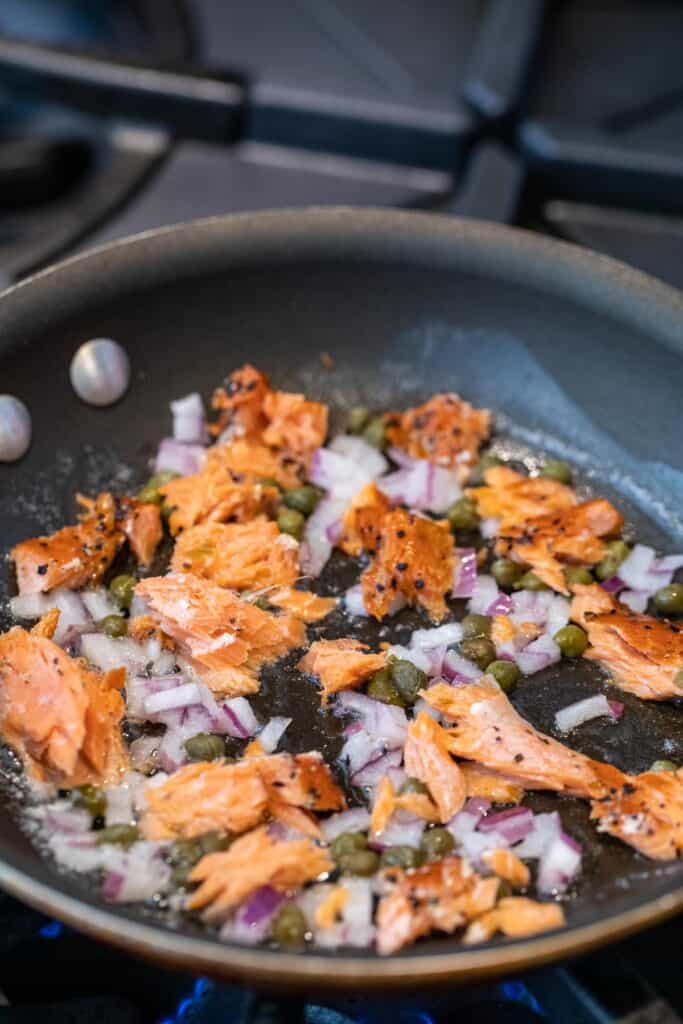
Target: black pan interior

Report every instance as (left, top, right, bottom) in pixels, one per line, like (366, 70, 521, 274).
(0, 210, 682, 981)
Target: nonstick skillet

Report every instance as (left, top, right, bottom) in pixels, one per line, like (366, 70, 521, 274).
(0, 208, 683, 993)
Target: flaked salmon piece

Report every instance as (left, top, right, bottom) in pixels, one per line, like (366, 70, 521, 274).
(570, 583, 683, 701)
(298, 638, 386, 701)
(403, 712, 466, 822)
(159, 465, 279, 537)
(171, 517, 299, 592)
(261, 390, 328, 465)
(267, 587, 337, 623)
(315, 885, 349, 929)
(338, 483, 390, 557)
(186, 824, 333, 922)
(0, 626, 127, 786)
(467, 466, 576, 533)
(256, 751, 346, 812)
(127, 615, 175, 649)
(211, 364, 271, 439)
(205, 439, 304, 489)
(371, 776, 439, 836)
(481, 848, 530, 888)
(31, 608, 60, 640)
(463, 897, 564, 945)
(269, 800, 323, 839)
(384, 393, 491, 476)
(11, 493, 124, 595)
(462, 764, 524, 805)
(136, 573, 305, 697)
(590, 766, 683, 860)
(496, 499, 624, 594)
(376, 858, 499, 955)
(422, 679, 603, 798)
(361, 509, 455, 622)
(116, 498, 163, 566)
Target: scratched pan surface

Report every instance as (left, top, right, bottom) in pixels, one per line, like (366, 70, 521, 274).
(0, 209, 683, 992)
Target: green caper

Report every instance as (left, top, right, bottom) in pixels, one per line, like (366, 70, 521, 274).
(96, 824, 140, 848)
(468, 454, 503, 486)
(564, 566, 594, 587)
(137, 470, 180, 504)
(420, 827, 455, 861)
(254, 595, 271, 611)
(650, 759, 679, 773)
(460, 637, 497, 671)
(515, 571, 549, 592)
(73, 784, 106, 819)
(391, 659, 427, 704)
(97, 614, 128, 638)
(347, 407, 371, 434)
(491, 558, 524, 590)
(675, 670, 683, 691)
(400, 777, 429, 796)
(553, 624, 589, 658)
(595, 540, 630, 581)
(380, 845, 425, 870)
(337, 849, 380, 876)
(277, 507, 305, 539)
(184, 733, 225, 762)
(447, 497, 480, 533)
(486, 660, 521, 692)
(109, 574, 136, 610)
(330, 832, 368, 860)
(366, 666, 404, 706)
(461, 613, 492, 640)
(282, 485, 320, 517)
(540, 459, 573, 485)
(497, 879, 513, 899)
(653, 583, 683, 618)
(362, 417, 387, 451)
(167, 838, 204, 884)
(258, 476, 282, 492)
(199, 831, 232, 855)
(272, 904, 308, 947)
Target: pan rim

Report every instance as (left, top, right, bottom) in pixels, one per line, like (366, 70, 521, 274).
(1, 206, 682, 988)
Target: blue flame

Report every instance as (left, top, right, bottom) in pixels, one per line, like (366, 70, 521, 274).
(39, 920, 63, 939)
(159, 977, 214, 1023)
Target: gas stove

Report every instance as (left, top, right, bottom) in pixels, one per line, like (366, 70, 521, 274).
(1, 1, 683, 1021)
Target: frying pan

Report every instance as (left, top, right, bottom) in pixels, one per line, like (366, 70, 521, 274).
(0, 207, 683, 994)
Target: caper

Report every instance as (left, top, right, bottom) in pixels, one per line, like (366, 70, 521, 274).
(400, 777, 429, 796)
(540, 459, 573, 485)
(97, 614, 127, 638)
(184, 733, 225, 762)
(391, 659, 427, 704)
(420, 827, 455, 861)
(653, 583, 683, 618)
(553, 624, 589, 658)
(347, 407, 370, 435)
(277, 507, 305, 539)
(564, 566, 594, 587)
(330, 832, 368, 860)
(497, 879, 513, 899)
(337, 849, 380, 877)
(73, 784, 106, 819)
(362, 417, 387, 451)
(491, 558, 524, 590)
(515, 571, 549, 592)
(461, 613, 492, 640)
(282, 485, 320, 517)
(486, 659, 521, 692)
(109, 574, 136, 610)
(460, 637, 497, 671)
(595, 540, 630, 581)
(650, 760, 679, 774)
(447, 497, 480, 533)
(254, 595, 271, 611)
(272, 904, 308, 947)
(96, 824, 140, 848)
(137, 470, 180, 505)
(167, 838, 204, 883)
(675, 670, 683, 691)
(258, 476, 282, 492)
(367, 666, 404, 706)
(468, 454, 503, 486)
(380, 845, 424, 870)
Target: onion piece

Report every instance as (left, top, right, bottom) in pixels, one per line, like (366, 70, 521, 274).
(537, 831, 582, 896)
(477, 807, 534, 844)
(601, 575, 624, 595)
(298, 878, 375, 949)
(81, 634, 154, 675)
(515, 633, 561, 676)
(343, 584, 368, 617)
(155, 437, 205, 476)
(369, 810, 425, 849)
(321, 807, 371, 842)
(442, 649, 481, 684)
(378, 459, 461, 514)
(480, 517, 500, 539)
(334, 691, 408, 748)
(487, 593, 512, 616)
(513, 811, 561, 858)
(554, 694, 623, 734)
(258, 716, 291, 754)
(620, 590, 649, 613)
(300, 496, 346, 577)
(104, 782, 135, 827)
(221, 885, 284, 946)
(328, 435, 388, 479)
(468, 575, 500, 615)
(351, 748, 402, 787)
(309, 447, 375, 501)
(101, 842, 171, 903)
(170, 392, 207, 445)
(222, 696, 260, 738)
(27, 800, 92, 835)
(451, 548, 478, 599)
(81, 588, 119, 621)
(144, 682, 202, 715)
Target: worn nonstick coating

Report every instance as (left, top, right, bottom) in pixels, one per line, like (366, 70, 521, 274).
(0, 208, 683, 993)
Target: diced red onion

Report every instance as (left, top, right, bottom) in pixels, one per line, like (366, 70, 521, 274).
(321, 807, 371, 842)
(258, 716, 291, 754)
(378, 460, 461, 514)
(351, 748, 402, 787)
(385, 643, 432, 674)
(654, 554, 683, 574)
(464, 797, 491, 818)
(81, 588, 118, 621)
(28, 800, 92, 835)
(300, 496, 346, 577)
(618, 544, 683, 595)
(515, 633, 561, 676)
(299, 879, 375, 949)
(81, 634, 153, 676)
(554, 694, 623, 734)
(126, 674, 185, 721)
(10, 589, 92, 646)
(340, 730, 381, 776)
(334, 691, 408, 748)
(601, 575, 624, 595)
(537, 831, 582, 896)
(344, 584, 368, 617)
(385, 766, 407, 792)
(413, 695, 443, 722)
(309, 447, 375, 500)
(221, 886, 285, 946)
(513, 811, 561, 859)
(480, 517, 500, 539)
(442, 649, 481, 684)
(452, 548, 478, 599)
(620, 590, 649, 613)
(477, 807, 534, 844)
(156, 706, 212, 772)
(326, 519, 343, 543)
(104, 783, 135, 827)
(386, 446, 414, 468)
(509, 592, 569, 636)
(101, 842, 171, 903)
(369, 810, 425, 849)
(468, 575, 499, 615)
(155, 437, 205, 476)
(222, 696, 260, 738)
(170, 392, 207, 445)
(328, 435, 388, 480)
(487, 593, 512, 616)
(47, 833, 101, 873)
(144, 682, 202, 715)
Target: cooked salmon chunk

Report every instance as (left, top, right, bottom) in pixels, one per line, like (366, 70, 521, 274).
(256, 751, 345, 812)
(467, 466, 576, 532)
(116, 498, 163, 566)
(211, 364, 271, 439)
(362, 509, 455, 622)
(159, 464, 279, 536)
(186, 825, 333, 922)
(496, 499, 623, 593)
(590, 765, 683, 860)
(462, 763, 524, 805)
(267, 588, 337, 623)
(298, 638, 386, 701)
(403, 712, 466, 822)
(463, 897, 564, 944)
(480, 848, 530, 888)
(338, 482, 390, 558)
(11, 493, 124, 594)
(0, 626, 127, 786)
(371, 776, 439, 836)
(205, 439, 304, 490)
(171, 517, 299, 592)
(376, 858, 499, 955)
(571, 583, 683, 700)
(136, 573, 305, 696)
(385, 393, 491, 476)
